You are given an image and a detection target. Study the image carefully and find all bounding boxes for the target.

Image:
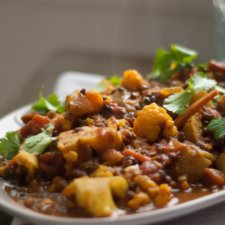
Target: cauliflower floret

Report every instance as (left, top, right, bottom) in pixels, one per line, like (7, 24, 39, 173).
(172, 145, 215, 182)
(134, 175, 171, 207)
(58, 126, 122, 164)
(63, 176, 128, 217)
(14, 150, 38, 176)
(133, 103, 178, 142)
(66, 90, 103, 118)
(91, 165, 113, 177)
(121, 70, 144, 91)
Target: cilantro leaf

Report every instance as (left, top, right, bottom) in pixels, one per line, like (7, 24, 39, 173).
(94, 83, 108, 92)
(197, 62, 208, 72)
(170, 45, 197, 63)
(188, 74, 216, 92)
(32, 93, 65, 115)
(150, 48, 172, 82)
(163, 74, 217, 115)
(106, 75, 122, 87)
(163, 90, 193, 114)
(207, 118, 225, 139)
(94, 75, 121, 92)
(0, 132, 20, 159)
(216, 86, 225, 95)
(20, 125, 56, 155)
(150, 44, 197, 82)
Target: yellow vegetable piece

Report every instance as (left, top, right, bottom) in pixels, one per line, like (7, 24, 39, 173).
(160, 87, 183, 97)
(66, 90, 103, 118)
(63, 176, 128, 217)
(58, 126, 122, 153)
(14, 150, 38, 176)
(154, 184, 171, 207)
(128, 192, 150, 209)
(133, 175, 171, 207)
(58, 126, 122, 165)
(91, 165, 113, 177)
(121, 70, 144, 91)
(216, 151, 225, 173)
(172, 146, 215, 182)
(183, 113, 203, 143)
(134, 103, 178, 142)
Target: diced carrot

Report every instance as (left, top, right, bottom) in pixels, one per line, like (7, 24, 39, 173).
(175, 89, 218, 129)
(20, 115, 51, 138)
(123, 149, 150, 162)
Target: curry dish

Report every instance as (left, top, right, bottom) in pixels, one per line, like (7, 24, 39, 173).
(1, 45, 225, 218)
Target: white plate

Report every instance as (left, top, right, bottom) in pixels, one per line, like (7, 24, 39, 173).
(0, 72, 225, 225)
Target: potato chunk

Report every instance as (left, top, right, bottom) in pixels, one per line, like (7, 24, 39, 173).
(133, 175, 171, 207)
(203, 168, 225, 186)
(58, 126, 122, 164)
(14, 150, 38, 176)
(121, 70, 144, 91)
(216, 151, 225, 173)
(66, 90, 103, 118)
(63, 176, 128, 217)
(172, 145, 215, 182)
(134, 103, 178, 142)
(183, 113, 203, 143)
(128, 192, 150, 209)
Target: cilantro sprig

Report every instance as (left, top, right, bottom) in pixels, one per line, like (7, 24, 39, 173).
(164, 91, 193, 115)
(163, 74, 217, 115)
(150, 44, 197, 82)
(0, 125, 56, 159)
(20, 125, 56, 155)
(106, 76, 122, 87)
(0, 132, 20, 159)
(207, 118, 225, 139)
(32, 93, 65, 115)
(95, 75, 122, 92)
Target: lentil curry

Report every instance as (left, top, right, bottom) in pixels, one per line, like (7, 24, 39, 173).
(1, 45, 225, 218)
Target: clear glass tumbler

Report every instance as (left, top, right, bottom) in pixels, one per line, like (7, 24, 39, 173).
(213, 0, 225, 60)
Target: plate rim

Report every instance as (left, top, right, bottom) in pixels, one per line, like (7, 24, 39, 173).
(0, 106, 225, 225)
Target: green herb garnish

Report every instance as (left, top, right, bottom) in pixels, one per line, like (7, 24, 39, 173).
(0, 125, 56, 159)
(106, 76, 122, 87)
(163, 74, 217, 114)
(94, 75, 122, 92)
(187, 74, 217, 92)
(32, 93, 65, 115)
(20, 125, 56, 155)
(0, 132, 20, 159)
(164, 91, 193, 115)
(208, 118, 225, 139)
(150, 44, 197, 82)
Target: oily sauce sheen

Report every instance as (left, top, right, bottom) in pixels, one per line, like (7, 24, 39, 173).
(4, 182, 214, 217)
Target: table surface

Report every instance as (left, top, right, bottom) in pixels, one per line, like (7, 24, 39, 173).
(0, 211, 13, 225)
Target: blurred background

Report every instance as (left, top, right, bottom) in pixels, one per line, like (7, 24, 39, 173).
(0, 0, 223, 117)
(0, 0, 224, 224)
